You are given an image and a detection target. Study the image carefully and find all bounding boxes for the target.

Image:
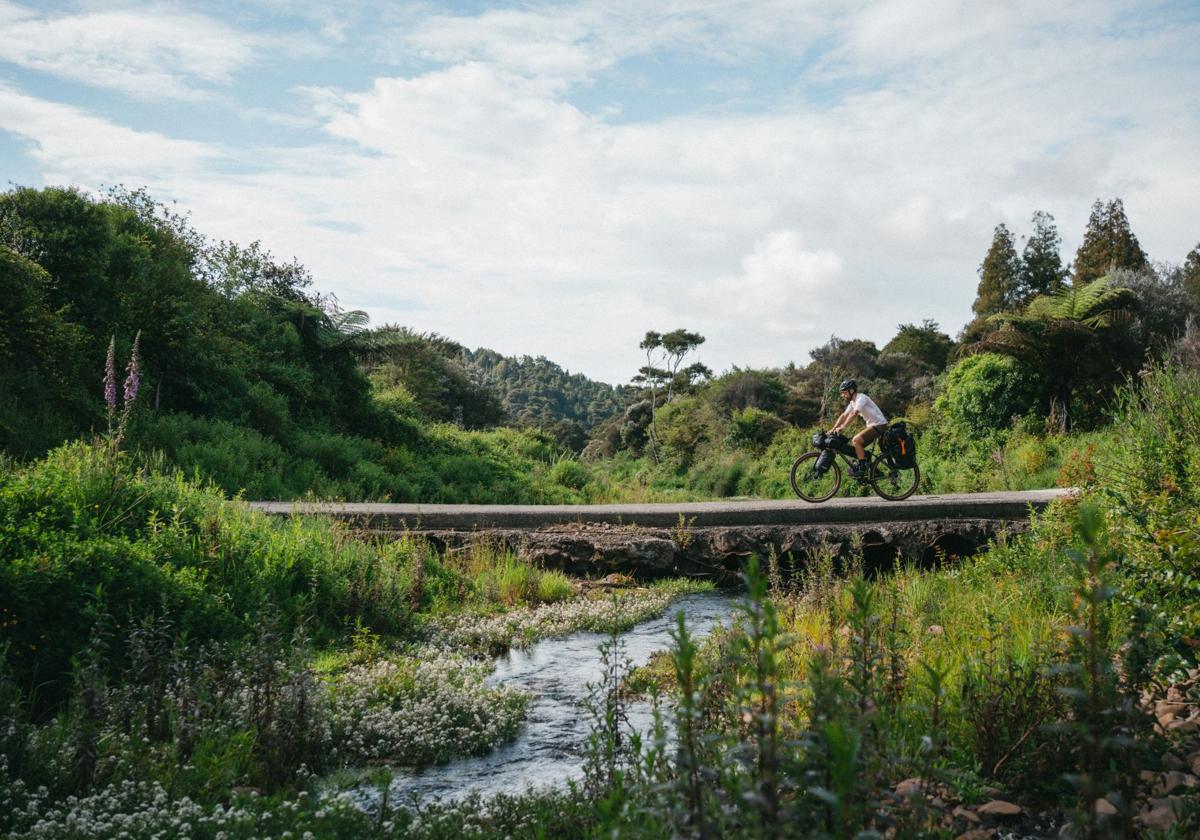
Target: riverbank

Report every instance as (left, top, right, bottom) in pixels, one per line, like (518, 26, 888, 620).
(0, 441, 717, 837)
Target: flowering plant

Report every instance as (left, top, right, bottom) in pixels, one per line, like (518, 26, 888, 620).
(102, 330, 141, 449)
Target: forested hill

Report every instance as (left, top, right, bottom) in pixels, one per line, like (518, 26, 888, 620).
(0, 185, 615, 503)
(463, 348, 635, 432)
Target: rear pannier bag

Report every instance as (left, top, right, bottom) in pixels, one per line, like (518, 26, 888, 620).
(886, 423, 917, 469)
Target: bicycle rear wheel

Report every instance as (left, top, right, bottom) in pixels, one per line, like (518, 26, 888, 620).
(870, 454, 920, 501)
(790, 451, 841, 502)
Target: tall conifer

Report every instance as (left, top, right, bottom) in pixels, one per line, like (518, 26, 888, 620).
(972, 223, 1023, 318)
(1020, 211, 1067, 302)
(1073, 198, 1148, 285)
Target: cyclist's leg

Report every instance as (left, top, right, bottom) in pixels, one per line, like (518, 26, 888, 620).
(847, 430, 865, 475)
(853, 425, 885, 464)
(851, 431, 867, 461)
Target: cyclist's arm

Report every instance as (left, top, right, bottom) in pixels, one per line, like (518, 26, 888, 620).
(829, 405, 854, 434)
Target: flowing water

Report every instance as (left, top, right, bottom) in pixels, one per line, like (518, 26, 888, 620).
(385, 590, 740, 803)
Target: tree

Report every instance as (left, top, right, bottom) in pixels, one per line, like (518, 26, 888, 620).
(660, 329, 707, 403)
(973, 223, 1023, 318)
(973, 275, 1135, 431)
(1019, 211, 1068, 302)
(807, 335, 881, 422)
(1182, 244, 1200, 307)
(1073, 198, 1148, 285)
(362, 328, 503, 428)
(671, 361, 713, 398)
(636, 331, 668, 460)
(881, 320, 954, 372)
(635, 328, 707, 461)
(202, 239, 313, 301)
(0, 246, 89, 453)
(808, 336, 879, 378)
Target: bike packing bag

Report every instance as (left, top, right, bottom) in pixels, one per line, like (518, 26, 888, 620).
(815, 449, 836, 473)
(886, 423, 917, 468)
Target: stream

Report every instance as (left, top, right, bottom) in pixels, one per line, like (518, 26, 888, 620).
(384, 590, 741, 803)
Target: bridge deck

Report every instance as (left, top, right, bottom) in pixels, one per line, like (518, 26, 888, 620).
(248, 489, 1072, 530)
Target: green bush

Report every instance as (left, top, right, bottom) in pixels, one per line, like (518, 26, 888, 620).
(934, 353, 1043, 443)
(549, 457, 591, 491)
(726, 406, 787, 452)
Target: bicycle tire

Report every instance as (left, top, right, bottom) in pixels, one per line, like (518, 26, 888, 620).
(790, 451, 841, 502)
(869, 454, 920, 501)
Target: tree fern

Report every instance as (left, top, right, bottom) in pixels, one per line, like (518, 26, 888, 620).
(1023, 275, 1133, 328)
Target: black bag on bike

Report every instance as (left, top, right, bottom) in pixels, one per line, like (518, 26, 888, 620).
(884, 423, 917, 469)
(815, 449, 836, 474)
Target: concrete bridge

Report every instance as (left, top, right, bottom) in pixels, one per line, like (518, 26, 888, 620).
(250, 489, 1071, 581)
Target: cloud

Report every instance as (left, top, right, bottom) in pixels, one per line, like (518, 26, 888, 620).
(0, 1, 260, 99)
(695, 232, 843, 325)
(0, 83, 221, 177)
(1, 1, 1197, 382)
(395, 0, 835, 85)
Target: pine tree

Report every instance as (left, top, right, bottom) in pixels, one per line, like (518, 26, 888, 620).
(1019, 211, 1067, 302)
(1073, 198, 1148, 285)
(973, 223, 1023, 318)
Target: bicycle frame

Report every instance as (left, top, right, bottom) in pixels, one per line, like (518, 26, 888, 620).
(791, 429, 920, 502)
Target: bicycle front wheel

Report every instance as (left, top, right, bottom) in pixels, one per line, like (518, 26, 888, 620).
(790, 451, 841, 502)
(870, 455, 920, 501)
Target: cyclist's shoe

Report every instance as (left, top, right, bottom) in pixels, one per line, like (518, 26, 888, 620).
(849, 459, 869, 478)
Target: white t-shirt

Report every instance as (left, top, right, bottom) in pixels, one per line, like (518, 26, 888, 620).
(848, 393, 887, 427)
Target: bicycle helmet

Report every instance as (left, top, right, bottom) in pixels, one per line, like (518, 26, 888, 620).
(839, 379, 857, 392)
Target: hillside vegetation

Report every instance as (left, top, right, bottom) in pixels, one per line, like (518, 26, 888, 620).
(3, 186, 1199, 505)
(4, 185, 1200, 836)
(0, 187, 596, 503)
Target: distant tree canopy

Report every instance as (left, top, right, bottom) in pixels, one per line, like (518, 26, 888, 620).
(972, 275, 1137, 431)
(363, 330, 503, 429)
(808, 336, 880, 380)
(960, 223, 1025, 344)
(634, 329, 709, 402)
(881, 320, 954, 372)
(1073, 198, 1148, 285)
(461, 348, 632, 433)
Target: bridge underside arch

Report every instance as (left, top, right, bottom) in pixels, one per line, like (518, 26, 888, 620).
(922, 533, 980, 568)
(417, 519, 1025, 583)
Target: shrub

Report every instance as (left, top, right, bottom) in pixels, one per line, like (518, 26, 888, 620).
(726, 406, 787, 453)
(0, 441, 421, 712)
(934, 353, 1043, 442)
(657, 396, 713, 464)
(549, 457, 591, 491)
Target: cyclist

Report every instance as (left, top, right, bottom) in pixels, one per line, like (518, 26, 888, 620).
(828, 379, 887, 477)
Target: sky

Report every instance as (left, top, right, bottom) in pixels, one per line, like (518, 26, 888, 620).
(2, 0, 1198, 384)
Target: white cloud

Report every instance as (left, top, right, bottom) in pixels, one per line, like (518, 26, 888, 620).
(1, 1, 1197, 383)
(0, 83, 221, 176)
(0, 1, 259, 99)
(695, 231, 843, 324)
(395, 0, 835, 84)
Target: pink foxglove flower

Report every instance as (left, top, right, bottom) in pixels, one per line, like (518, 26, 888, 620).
(123, 331, 141, 405)
(103, 337, 117, 410)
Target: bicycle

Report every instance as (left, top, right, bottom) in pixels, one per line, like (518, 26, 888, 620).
(789, 429, 920, 502)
